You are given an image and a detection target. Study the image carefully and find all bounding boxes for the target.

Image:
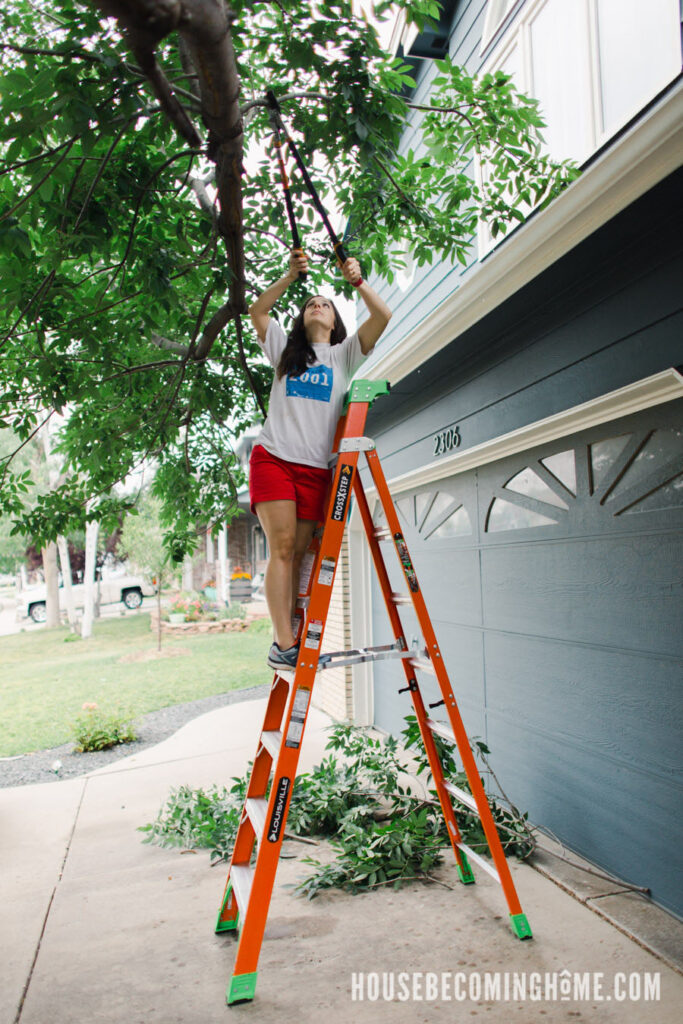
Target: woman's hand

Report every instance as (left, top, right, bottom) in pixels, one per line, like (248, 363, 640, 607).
(288, 250, 309, 281)
(341, 257, 362, 287)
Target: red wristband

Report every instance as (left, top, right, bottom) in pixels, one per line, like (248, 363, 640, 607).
(353, 277, 363, 288)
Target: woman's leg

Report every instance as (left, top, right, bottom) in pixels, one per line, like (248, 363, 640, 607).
(255, 499, 298, 650)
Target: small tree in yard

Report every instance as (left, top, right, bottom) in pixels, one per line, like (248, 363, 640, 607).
(119, 491, 176, 650)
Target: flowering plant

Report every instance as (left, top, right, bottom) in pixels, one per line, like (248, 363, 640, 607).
(169, 591, 203, 620)
(231, 566, 252, 580)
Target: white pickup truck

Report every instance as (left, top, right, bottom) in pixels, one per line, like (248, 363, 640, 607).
(16, 574, 157, 623)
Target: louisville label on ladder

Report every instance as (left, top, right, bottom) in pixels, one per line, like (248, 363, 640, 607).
(215, 380, 532, 1005)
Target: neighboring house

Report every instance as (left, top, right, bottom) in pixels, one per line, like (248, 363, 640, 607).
(339, 0, 683, 919)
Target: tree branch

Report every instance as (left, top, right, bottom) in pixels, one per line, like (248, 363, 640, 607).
(0, 138, 77, 223)
(151, 335, 190, 355)
(240, 91, 328, 118)
(91, 0, 202, 148)
(234, 314, 266, 418)
(72, 119, 134, 233)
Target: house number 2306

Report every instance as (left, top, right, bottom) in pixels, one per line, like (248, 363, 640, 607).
(433, 426, 461, 456)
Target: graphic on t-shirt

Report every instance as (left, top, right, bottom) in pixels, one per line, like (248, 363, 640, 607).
(286, 365, 333, 403)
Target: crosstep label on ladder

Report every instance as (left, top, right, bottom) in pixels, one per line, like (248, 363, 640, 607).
(285, 687, 311, 749)
(267, 777, 291, 842)
(304, 619, 323, 650)
(318, 556, 335, 586)
(331, 464, 353, 521)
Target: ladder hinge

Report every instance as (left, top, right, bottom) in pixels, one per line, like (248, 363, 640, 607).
(343, 378, 390, 411)
(338, 437, 376, 452)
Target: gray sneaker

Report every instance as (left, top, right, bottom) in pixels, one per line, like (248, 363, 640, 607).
(267, 642, 300, 671)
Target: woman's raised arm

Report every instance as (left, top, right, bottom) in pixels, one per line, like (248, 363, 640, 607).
(340, 258, 392, 355)
(249, 252, 309, 342)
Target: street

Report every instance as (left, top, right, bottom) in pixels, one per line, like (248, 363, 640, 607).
(0, 594, 159, 637)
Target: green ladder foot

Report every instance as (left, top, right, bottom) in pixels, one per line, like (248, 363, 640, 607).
(215, 884, 239, 934)
(456, 851, 475, 885)
(510, 913, 533, 939)
(227, 971, 258, 1005)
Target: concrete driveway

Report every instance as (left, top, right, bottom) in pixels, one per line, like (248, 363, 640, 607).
(2, 696, 682, 1024)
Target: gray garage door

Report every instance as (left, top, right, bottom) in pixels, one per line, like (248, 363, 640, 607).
(371, 398, 683, 917)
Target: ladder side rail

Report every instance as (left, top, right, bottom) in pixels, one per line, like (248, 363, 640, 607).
(364, 448, 525, 918)
(216, 675, 292, 930)
(352, 472, 472, 879)
(230, 403, 372, 984)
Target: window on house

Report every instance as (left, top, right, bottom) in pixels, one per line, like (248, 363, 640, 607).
(477, 0, 682, 253)
(480, 0, 519, 52)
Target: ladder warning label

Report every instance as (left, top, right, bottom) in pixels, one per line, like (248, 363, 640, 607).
(393, 533, 419, 592)
(304, 619, 323, 650)
(267, 776, 291, 842)
(318, 556, 335, 586)
(299, 552, 315, 593)
(331, 464, 353, 522)
(285, 687, 311, 749)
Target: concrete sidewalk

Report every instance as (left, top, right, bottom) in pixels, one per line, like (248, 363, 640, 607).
(1, 695, 681, 1024)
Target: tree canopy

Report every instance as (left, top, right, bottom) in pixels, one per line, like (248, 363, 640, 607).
(0, 0, 577, 561)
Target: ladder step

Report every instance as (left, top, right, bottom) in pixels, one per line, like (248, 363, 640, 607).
(456, 841, 501, 884)
(260, 730, 282, 759)
(391, 591, 412, 605)
(229, 864, 255, 914)
(443, 780, 479, 814)
(245, 797, 268, 838)
(410, 656, 435, 675)
(373, 526, 393, 540)
(425, 717, 456, 743)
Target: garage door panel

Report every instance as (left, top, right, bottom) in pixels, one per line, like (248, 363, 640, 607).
(485, 723, 683, 917)
(484, 632, 682, 777)
(480, 533, 683, 655)
(412, 548, 483, 629)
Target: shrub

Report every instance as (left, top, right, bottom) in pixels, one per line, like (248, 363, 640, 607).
(140, 719, 535, 897)
(71, 703, 138, 752)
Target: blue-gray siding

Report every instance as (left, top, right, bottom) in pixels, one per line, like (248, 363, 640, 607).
(365, 171, 683, 917)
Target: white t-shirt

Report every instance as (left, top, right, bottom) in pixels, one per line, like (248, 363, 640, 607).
(255, 319, 365, 468)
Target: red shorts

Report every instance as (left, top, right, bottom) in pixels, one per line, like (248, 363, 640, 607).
(249, 445, 332, 521)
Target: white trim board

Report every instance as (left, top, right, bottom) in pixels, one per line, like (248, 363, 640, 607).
(364, 368, 683, 497)
(363, 79, 683, 388)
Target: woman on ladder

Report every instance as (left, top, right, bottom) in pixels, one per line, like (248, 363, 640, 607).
(249, 251, 392, 669)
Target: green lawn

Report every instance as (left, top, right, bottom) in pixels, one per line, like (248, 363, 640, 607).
(0, 613, 273, 756)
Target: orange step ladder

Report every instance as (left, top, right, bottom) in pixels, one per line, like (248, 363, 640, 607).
(216, 379, 532, 1005)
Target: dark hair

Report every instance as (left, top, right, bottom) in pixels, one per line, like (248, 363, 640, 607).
(277, 295, 347, 379)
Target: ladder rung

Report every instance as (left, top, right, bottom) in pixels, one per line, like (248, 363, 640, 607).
(229, 864, 254, 913)
(455, 841, 501, 884)
(409, 656, 435, 675)
(391, 592, 412, 605)
(443, 780, 479, 814)
(245, 797, 268, 838)
(425, 717, 456, 743)
(374, 527, 393, 540)
(260, 730, 282, 759)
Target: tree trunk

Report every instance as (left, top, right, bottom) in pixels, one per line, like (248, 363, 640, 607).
(81, 519, 100, 639)
(57, 536, 77, 630)
(157, 581, 163, 652)
(217, 523, 228, 606)
(182, 554, 194, 591)
(42, 541, 60, 628)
